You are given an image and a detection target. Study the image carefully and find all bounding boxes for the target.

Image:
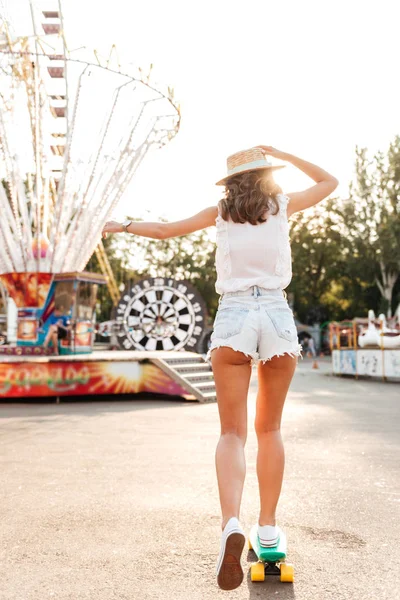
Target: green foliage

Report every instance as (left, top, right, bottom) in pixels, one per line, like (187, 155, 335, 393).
(288, 199, 347, 323)
(289, 136, 400, 322)
(288, 198, 382, 323)
(85, 235, 138, 322)
(118, 226, 218, 324)
(337, 138, 400, 316)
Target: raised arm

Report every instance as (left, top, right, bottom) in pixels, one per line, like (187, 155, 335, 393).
(258, 146, 339, 217)
(102, 206, 218, 239)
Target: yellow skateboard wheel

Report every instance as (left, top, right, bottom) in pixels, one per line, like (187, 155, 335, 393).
(250, 561, 265, 582)
(280, 562, 294, 583)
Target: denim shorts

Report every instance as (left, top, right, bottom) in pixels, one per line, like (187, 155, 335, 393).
(206, 286, 302, 365)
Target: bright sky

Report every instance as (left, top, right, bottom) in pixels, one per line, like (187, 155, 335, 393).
(5, 0, 400, 222)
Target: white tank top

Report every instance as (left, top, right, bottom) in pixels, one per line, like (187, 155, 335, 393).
(215, 193, 292, 294)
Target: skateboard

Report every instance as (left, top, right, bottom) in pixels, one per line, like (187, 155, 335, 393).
(248, 525, 294, 583)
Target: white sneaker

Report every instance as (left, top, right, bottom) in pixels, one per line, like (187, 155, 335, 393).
(258, 523, 281, 548)
(216, 517, 245, 590)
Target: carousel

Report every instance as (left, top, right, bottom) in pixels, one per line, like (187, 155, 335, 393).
(329, 310, 400, 381)
(0, 1, 216, 402)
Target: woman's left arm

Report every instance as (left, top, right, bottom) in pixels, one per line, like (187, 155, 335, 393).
(102, 206, 218, 239)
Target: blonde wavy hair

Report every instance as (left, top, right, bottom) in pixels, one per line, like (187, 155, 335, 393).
(218, 169, 282, 225)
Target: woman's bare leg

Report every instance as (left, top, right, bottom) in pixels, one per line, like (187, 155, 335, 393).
(211, 347, 252, 530)
(255, 354, 297, 526)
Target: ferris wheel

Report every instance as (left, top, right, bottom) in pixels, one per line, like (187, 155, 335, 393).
(0, 0, 180, 277)
(0, 0, 181, 354)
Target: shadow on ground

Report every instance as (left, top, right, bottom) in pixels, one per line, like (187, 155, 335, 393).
(287, 371, 400, 448)
(0, 393, 194, 421)
(244, 545, 297, 598)
(245, 572, 296, 599)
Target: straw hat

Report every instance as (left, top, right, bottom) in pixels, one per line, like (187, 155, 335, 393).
(216, 147, 285, 186)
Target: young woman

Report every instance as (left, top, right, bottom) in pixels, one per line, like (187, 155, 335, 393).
(102, 145, 338, 591)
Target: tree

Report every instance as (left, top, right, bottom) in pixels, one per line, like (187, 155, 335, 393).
(118, 223, 218, 322)
(288, 199, 350, 323)
(85, 235, 138, 322)
(338, 138, 400, 316)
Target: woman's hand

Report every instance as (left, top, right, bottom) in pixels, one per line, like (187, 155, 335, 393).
(257, 145, 288, 161)
(102, 221, 123, 238)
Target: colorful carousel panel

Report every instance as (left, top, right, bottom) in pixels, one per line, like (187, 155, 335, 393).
(0, 358, 190, 398)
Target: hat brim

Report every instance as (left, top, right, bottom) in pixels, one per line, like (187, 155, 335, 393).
(215, 164, 285, 186)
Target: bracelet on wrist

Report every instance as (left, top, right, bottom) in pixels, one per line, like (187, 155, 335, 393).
(121, 219, 133, 233)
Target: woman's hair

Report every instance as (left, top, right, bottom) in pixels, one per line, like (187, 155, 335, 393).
(218, 169, 282, 225)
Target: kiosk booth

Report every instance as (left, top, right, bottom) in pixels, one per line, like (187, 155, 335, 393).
(0, 272, 105, 356)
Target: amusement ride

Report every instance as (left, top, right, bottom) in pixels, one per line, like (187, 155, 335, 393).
(0, 0, 217, 400)
(329, 309, 400, 380)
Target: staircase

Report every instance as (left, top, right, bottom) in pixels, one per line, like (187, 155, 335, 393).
(151, 352, 217, 403)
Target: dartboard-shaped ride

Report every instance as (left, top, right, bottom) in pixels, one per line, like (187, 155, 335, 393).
(115, 277, 207, 352)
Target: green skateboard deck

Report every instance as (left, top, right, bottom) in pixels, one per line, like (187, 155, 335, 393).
(248, 525, 294, 583)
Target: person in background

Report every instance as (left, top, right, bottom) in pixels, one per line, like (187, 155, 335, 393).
(307, 336, 316, 358)
(43, 306, 69, 354)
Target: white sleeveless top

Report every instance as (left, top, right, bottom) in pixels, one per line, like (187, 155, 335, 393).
(215, 193, 292, 294)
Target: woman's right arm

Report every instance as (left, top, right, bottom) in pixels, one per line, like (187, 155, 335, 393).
(258, 146, 339, 216)
(102, 206, 218, 239)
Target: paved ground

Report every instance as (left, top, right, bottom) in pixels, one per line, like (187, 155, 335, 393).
(1, 357, 399, 600)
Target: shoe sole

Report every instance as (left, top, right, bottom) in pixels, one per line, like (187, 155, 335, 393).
(217, 532, 245, 591)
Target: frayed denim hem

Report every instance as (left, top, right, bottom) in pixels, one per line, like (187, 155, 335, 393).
(258, 343, 303, 365)
(206, 343, 303, 367)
